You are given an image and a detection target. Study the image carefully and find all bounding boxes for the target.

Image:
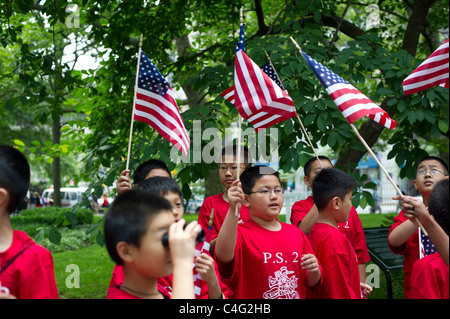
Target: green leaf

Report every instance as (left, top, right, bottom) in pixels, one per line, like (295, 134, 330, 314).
(96, 230, 105, 247)
(14, 139, 25, 147)
(438, 119, 449, 133)
(49, 226, 62, 245)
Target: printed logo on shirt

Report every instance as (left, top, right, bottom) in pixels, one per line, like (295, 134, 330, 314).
(263, 266, 300, 299)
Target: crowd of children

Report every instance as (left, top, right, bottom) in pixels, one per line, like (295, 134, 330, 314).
(0, 144, 448, 299)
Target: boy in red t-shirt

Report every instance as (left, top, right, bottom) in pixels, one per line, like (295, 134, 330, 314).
(290, 156, 370, 289)
(198, 145, 252, 254)
(388, 156, 449, 298)
(215, 165, 322, 299)
(0, 145, 58, 299)
(104, 189, 202, 299)
(308, 168, 371, 299)
(399, 179, 449, 299)
(108, 177, 229, 299)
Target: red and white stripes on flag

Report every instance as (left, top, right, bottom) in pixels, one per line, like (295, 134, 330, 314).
(134, 51, 190, 156)
(403, 39, 449, 96)
(301, 50, 397, 129)
(222, 50, 296, 131)
(134, 88, 190, 156)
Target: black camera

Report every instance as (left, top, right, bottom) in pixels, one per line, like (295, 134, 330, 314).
(161, 223, 205, 247)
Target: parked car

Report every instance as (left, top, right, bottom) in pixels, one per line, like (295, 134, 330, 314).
(41, 187, 88, 207)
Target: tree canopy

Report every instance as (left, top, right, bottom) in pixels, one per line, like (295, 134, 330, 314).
(1, 0, 449, 203)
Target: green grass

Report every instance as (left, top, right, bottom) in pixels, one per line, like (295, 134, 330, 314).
(54, 244, 114, 299)
(52, 212, 403, 299)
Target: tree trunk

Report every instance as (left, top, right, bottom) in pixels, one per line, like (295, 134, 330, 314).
(52, 116, 62, 207)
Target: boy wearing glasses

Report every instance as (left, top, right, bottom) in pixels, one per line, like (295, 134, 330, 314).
(388, 156, 449, 299)
(215, 165, 322, 299)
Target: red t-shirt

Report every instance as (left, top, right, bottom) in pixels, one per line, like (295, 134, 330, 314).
(410, 252, 449, 299)
(0, 230, 58, 299)
(290, 196, 370, 264)
(198, 193, 250, 239)
(308, 223, 362, 299)
(107, 248, 230, 299)
(388, 210, 419, 299)
(216, 219, 321, 299)
(107, 283, 171, 299)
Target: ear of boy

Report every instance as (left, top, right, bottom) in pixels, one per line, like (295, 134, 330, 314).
(303, 176, 312, 188)
(0, 188, 9, 212)
(117, 242, 135, 263)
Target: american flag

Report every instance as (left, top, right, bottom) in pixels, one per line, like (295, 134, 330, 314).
(134, 51, 190, 156)
(403, 39, 449, 96)
(236, 23, 245, 52)
(193, 209, 214, 298)
(419, 227, 437, 259)
(220, 24, 296, 131)
(221, 59, 293, 131)
(301, 51, 397, 130)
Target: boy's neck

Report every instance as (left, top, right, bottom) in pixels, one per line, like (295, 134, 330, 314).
(0, 211, 14, 253)
(316, 211, 338, 229)
(250, 215, 281, 231)
(122, 266, 162, 299)
(222, 191, 229, 203)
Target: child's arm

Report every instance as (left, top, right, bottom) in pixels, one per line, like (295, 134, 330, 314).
(215, 180, 244, 263)
(169, 219, 201, 299)
(400, 195, 449, 265)
(298, 204, 319, 236)
(388, 195, 418, 247)
(195, 253, 222, 299)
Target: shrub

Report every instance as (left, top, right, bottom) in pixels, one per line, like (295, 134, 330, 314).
(11, 206, 93, 228)
(10, 207, 96, 252)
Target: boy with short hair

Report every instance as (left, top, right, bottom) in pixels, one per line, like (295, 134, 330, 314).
(308, 168, 370, 299)
(198, 145, 252, 253)
(0, 145, 58, 299)
(290, 156, 370, 286)
(108, 177, 229, 299)
(116, 158, 171, 195)
(104, 189, 201, 299)
(215, 165, 322, 299)
(388, 156, 449, 298)
(409, 179, 449, 299)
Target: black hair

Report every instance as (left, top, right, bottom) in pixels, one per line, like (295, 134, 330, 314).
(240, 165, 281, 194)
(312, 168, 357, 211)
(0, 145, 30, 213)
(415, 156, 449, 176)
(303, 155, 332, 177)
(137, 176, 183, 201)
(132, 159, 171, 185)
(221, 144, 252, 169)
(104, 189, 173, 265)
(428, 179, 449, 236)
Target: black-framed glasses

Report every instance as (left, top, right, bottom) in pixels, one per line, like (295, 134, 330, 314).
(417, 169, 445, 176)
(247, 188, 284, 196)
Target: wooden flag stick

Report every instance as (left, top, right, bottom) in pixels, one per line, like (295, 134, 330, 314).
(234, 7, 244, 217)
(349, 123, 428, 236)
(126, 34, 144, 171)
(235, 115, 243, 217)
(263, 50, 323, 169)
